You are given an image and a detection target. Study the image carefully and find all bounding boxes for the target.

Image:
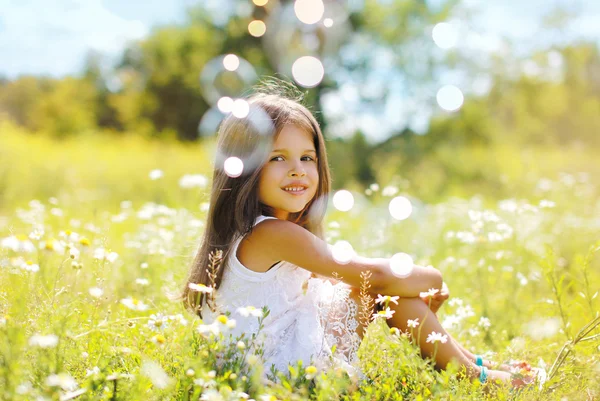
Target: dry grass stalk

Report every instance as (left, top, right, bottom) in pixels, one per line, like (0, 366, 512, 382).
(358, 270, 374, 337)
(205, 249, 223, 313)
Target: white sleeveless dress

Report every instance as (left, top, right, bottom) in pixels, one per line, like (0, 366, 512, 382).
(200, 215, 362, 378)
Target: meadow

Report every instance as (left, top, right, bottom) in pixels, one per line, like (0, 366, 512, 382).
(0, 122, 599, 400)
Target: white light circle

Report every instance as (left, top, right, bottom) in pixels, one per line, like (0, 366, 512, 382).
(432, 23, 458, 49)
(232, 99, 250, 118)
(224, 157, 244, 178)
(389, 253, 414, 278)
(436, 85, 464, 112)
(331, 240, 355, 264)
(217, 96, 234, 113)
(223, 54, 240, 71)
(323, 18, 333, 27)
(291, 56, 324, 88)
(294, 0, 325, 25)
(332, 190, 354, 212)
(389, 196, 412, 220)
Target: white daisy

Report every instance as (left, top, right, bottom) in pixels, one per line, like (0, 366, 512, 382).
(426, 331, 448, 344)
(120, 297, 149, 311)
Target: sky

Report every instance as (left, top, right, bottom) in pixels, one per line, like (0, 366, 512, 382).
(0, 0, 598, 80)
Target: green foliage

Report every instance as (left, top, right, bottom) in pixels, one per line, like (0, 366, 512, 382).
(0, 126, 599, 400)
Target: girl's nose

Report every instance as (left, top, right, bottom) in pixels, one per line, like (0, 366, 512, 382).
(289, 163, 306, 177)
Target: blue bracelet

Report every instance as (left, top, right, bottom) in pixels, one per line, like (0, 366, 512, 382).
(479, 366, 488, 384)
(475, 355, 484, 367)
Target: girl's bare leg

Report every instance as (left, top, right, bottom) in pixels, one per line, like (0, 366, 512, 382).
(385, 297, 514, 384)
(442, 330, 510, 371)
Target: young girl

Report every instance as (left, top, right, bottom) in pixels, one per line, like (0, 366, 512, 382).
(181, 84, 541, 390)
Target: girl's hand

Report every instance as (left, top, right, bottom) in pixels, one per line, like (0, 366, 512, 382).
(420, 281, 449, 314)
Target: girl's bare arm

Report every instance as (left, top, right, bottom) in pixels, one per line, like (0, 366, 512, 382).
(253, 219, 443, 297)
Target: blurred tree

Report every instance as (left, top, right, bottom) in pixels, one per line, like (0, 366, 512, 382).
(0, 76, 48, 129)
(27, 77, 98, 138)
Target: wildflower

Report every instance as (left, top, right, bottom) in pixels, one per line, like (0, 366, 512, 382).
(539, 200, 556, 208)
(89, 287, 103, 298)
(141, 360, 172, 389)
(136, 278, 150, 286)
(15, 381, 32, 395)
(149, 169, 164, 180)
(237, 341, 246, 350)
(168, 313, 188, 326)
(382, 185, 398, 197)
(246, 354, 259, 365)
(188, 283, 214, 294)
(29, 228, 44, 240)
(375, 294, 399, 305)
(148, 313, 169, 331)
(151, 334, 167, 345)
(29, 334, 59, 348)
(69, 246, 80, 260)
(478, 317, 491, 329)
(86, 366, 101, 377)
(426, 331, 448, 344)
(390, 327, 400, 336)
(407, 318, 419, 328)
(216, 315, 238, 329)
(120, 297, 149, 311)
(46, 372, 78, 391)
(71, 261, 82, 269)
(372, 307, 395, 320)
(305, 365, 318, 380)
(179, 174, 208, 189)
(197, 323, 220, 337)
(0, 315, 8, 326)
(419, 288, 439, 298)
(79, 237, 91, 246)
(1, 235, 36, 253)
(370, 183, 380, 191)
(200, 389, 224, 401)
(20, 260, 39, 272)
(237, 305, 263, 317)
(186, 369, 195, 377)
(140, 262, 149, 269)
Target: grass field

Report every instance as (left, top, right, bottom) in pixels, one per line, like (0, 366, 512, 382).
(0, 122, 599, 400)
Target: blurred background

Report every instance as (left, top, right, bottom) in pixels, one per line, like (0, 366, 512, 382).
(1, 0, 599, 210)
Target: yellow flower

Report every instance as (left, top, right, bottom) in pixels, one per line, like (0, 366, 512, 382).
(216, 315, 228, 325)
(45, 239, 56, 251)
(305, 366, 317, 375)
(79, 237, 91, 246)
(152, 334, 166, 344)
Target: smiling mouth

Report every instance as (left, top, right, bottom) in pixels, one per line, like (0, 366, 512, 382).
(281, 187, 307, 195)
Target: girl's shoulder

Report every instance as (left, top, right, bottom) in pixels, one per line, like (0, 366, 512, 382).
(236, 215, 288, 274)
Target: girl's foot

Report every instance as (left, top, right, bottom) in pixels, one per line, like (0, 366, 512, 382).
(480, 366, 546, 392)
(474, 354, 512, 372)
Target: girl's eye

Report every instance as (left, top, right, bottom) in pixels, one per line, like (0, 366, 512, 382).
(270, 156, 316, 162)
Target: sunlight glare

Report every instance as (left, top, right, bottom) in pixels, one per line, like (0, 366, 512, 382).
(224, 157, 244, 177)
(217, 97, 234, 113)
(436, 85, 464, 112)
(248, 20, 267, 37)
(332, 190, 354, 212)
(292, 56, 325, 88)
(331, 240, 355, 264)
(389, 196, 412, 220)
(232, 99, 250, 118)
(294, 0, 325, 25)
(432, 23, 458, 49)
(390, 253, 414, 278)
(223, 54, 240, 72)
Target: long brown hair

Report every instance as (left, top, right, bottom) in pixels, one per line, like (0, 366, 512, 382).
(181, 83, 332, 317)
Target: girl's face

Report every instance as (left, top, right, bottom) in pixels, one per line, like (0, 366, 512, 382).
(258, 124, 319, 220)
